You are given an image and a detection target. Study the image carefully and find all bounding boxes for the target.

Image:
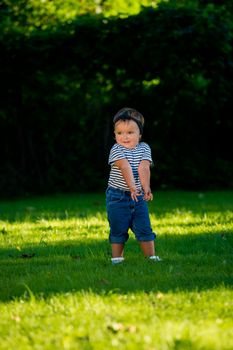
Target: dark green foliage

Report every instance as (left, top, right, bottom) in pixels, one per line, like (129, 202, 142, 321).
(0, 2, 232, 196)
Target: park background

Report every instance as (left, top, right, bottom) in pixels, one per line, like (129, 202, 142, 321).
(0, 2, 233, 349)
(0, 0, 232, 198)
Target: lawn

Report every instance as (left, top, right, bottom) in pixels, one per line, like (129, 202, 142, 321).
(0, 191, 232, 349)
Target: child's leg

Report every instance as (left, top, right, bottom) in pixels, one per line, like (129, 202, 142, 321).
(111, 243, 124, 258)
(106, 188, 131, 262)
(139, 240, 162, 261)
(139, 240, 155, 257)
(132, 197, 161, 260)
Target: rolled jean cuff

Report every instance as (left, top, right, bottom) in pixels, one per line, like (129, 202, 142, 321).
(136, 232, 156, 242)
(109, 234, 129, 244)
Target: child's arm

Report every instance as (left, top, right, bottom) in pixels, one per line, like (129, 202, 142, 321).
(114, 159, 139, 201)
(138, 160, 153, 201)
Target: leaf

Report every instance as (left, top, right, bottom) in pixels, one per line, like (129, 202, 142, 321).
(20, 253, 35, 259)
(107, 322, 124, 333)
(126, 325, 137, 333)
(71, 255, 81, 260)
(0, 228, 7, 235)
(99, 278, 110, 285)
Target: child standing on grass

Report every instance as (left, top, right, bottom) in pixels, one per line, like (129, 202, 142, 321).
(106, 107, 162, 264)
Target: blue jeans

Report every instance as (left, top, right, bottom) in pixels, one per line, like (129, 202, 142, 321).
(106, 187, 156, 244)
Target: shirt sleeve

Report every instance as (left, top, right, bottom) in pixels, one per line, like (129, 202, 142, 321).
(108, 144, 126, 165)
(141, 143, 154, 165)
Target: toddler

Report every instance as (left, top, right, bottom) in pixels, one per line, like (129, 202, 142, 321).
(106, 107, 162, 264)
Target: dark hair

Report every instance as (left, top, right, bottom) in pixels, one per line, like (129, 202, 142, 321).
(113, 107, 144, 135)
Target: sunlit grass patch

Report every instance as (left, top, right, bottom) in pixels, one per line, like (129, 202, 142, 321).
(0, 288, 232, 350)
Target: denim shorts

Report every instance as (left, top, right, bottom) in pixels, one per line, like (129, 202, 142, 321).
(106, 187, 156, 244)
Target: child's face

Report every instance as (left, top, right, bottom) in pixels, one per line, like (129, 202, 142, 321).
(114, 120, 141, 149)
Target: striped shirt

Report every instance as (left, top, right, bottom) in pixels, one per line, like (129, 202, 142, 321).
(108, 142, 153, 191)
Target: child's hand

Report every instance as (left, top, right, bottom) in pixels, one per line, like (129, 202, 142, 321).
(143, 190, 153, 201)
(130, 190, 140, 202)
(130, 187, 140, 202)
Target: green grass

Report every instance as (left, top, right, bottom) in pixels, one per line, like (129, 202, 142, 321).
(0, 191, 232, 349)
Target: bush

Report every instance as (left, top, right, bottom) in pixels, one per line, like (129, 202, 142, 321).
(0, 2, 232, 196)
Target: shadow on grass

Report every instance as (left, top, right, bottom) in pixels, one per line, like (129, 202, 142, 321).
(1, 191, 233, 223)
(0, 193, 106, 223)
(0, 232, 232, 302)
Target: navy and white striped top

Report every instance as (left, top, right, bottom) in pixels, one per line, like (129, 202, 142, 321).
(108, 142, 153, 191)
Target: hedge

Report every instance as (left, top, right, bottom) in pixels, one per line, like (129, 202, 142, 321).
(0, 3, 232, 196)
